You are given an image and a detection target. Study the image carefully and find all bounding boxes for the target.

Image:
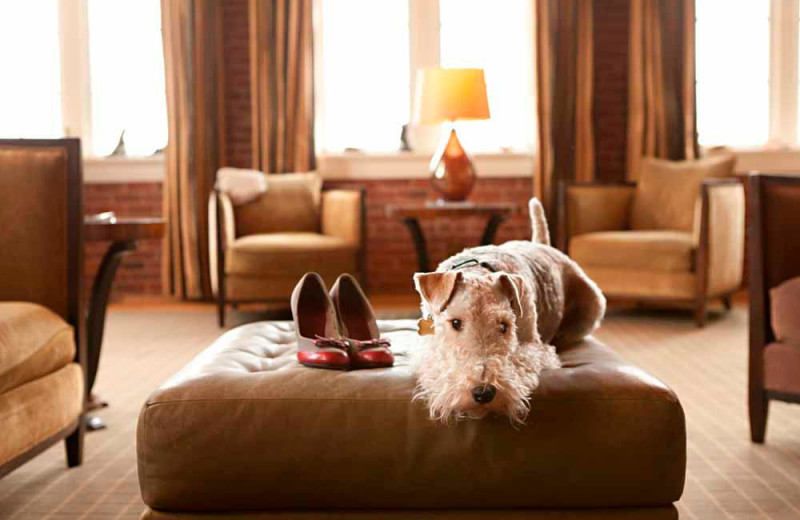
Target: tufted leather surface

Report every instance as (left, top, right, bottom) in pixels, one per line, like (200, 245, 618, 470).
(138, 320, 685, 512)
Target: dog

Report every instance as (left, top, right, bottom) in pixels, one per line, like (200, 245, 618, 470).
(412, 198, 605, 424)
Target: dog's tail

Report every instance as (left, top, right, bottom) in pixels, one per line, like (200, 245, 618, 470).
(528, 198, 550, 246)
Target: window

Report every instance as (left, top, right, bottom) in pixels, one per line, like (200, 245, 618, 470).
(0, 0, 63, 138)
(316, 0, 536, 154)
(88, 0, 168, 156)
(0, 1, 167, 157)
(440, 0, 535, 152)
(696, 0, 770, 147)
(318, 0, 410, 152)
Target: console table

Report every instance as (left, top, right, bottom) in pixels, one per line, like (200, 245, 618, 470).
(386, 201, 517, 272)
(84, 215, 165, 430)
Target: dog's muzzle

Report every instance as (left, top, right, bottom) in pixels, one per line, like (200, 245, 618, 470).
(471, 385, 496, 404)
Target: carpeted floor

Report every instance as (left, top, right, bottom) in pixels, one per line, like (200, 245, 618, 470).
(1, 303, 799, 519)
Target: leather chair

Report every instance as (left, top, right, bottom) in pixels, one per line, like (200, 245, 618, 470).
(210, 173, 366, 327)
(559, 154, 745, 326)
(0, 139, 86, 477)
(748, 173, 800, 443)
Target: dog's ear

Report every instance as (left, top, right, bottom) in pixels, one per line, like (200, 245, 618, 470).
(414, 271, 462, 313)
(496, 273, 524, 318)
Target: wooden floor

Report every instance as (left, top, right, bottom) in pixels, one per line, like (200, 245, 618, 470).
(0, 300, 799, 519)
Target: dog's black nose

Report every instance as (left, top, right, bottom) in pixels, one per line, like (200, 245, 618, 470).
(472, 385, 496, 404)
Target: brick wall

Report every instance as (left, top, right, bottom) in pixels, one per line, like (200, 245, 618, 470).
(327, 177, 535, 293)
(592, 0, 629, 182)
(221, 0, 252, 169)
(84, 183, 163, 299)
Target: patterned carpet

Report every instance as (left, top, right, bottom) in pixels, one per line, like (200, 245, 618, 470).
(0, 303, 799, 519)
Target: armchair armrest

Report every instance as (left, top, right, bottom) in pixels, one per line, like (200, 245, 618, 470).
(321, 189, 364, 247)
(557, 182, 636, 251)
(696, 179, 745, 298)
(209, 190, 236, 296)
(321, 188, 367, 289)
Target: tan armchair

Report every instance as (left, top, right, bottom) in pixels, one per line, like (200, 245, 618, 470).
(211, 174, 366, 327)
(0, 139, 86, 477)
(559, 155, 744, 326)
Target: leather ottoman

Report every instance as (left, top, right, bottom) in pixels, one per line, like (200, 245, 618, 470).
(137, 320, 686, 519)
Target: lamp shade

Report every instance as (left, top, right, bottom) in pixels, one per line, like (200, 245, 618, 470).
(413, 68, 490, 124)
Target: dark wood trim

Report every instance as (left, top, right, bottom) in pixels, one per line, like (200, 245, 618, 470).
(0, 420, 80, 478)
(0, 139, 86, 472)
(766, 391, 800, 405)
(746, 173, 800, 442)
(694, 182, 711, 327)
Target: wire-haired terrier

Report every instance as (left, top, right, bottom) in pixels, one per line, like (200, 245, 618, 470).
(413, 199, 605, 424)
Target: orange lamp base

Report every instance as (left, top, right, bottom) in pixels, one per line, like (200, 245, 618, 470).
(430, 128, 476, 202)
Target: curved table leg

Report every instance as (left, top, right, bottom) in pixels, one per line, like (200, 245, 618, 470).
(86, 239, 136, 431)
(402, 218, 430, 272)
(480, 215, 507, 246)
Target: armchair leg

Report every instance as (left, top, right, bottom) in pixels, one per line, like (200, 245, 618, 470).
(65, 419, 85, 467)
(722, 295, 732, 311)
(749, 392, 769, 443)
(217, 300, 225, 328)
(694, 299, 707, 328)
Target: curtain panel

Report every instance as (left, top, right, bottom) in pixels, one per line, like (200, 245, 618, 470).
(249, 0, 316, 173)
(534, 0, 595, 237)
(627, 0, 698, 181)
(161, 0, 226, 300)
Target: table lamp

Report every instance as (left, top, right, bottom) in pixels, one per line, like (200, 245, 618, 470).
(414, 68, 490, 201)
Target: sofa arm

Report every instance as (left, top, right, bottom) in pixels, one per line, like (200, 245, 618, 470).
(321, 189, 364, 247)
(697, 179, 745, 297)
(208, 190, 236, 296)
(558, 182, 636, 250)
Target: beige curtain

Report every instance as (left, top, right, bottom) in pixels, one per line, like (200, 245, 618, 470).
(161, 0, 226, 300)
(627, 0, 698, 181)
(534, 0, 595, 236)
(249, 0, 316, 173)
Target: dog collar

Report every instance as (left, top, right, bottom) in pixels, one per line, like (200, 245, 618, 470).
(449, 258, 497, 273)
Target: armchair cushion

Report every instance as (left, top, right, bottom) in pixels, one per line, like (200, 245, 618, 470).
(771, 276, 800, 343)
(234, 173, 322, 237)
(225, 233, 357, 278)
(570, 231, 694, 273)
(0, 302, 75, 395)
(631, 154, 735, 232)
(764, 341, 800, 394)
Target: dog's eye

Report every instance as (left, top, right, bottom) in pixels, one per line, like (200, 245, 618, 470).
(500, 322, 508, 334)
(451, 319, 463, 331)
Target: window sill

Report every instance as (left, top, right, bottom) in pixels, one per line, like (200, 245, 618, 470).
(731, 148, 800, 174)
(317, 150, 534, 180)
(84, 155, 165, 184)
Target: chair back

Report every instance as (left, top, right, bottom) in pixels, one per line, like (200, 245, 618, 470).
(0, 139, 84, 336)
(748, 174, 800, 345)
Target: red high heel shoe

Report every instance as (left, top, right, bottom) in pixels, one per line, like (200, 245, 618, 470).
(330, 274, 393, 369)
(291, 273, 350, 370)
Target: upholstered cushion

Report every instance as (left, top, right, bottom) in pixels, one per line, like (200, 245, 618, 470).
(771, 277, 800, 343)
(631, 154, 735, 232)
(764, 341, 800, 394)
(0, 302, 75, 394)
(138, 321, 686, 512)
(225, 233, 357, 278)
(570, 231, 695, 273)
(0, 362, 83, 467)
(234, 173, 322, 237)
(0, 147, 69, 318)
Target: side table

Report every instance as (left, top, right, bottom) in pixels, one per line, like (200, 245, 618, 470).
(84, 215, 165, 430)
(386, 201, 517, 272)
